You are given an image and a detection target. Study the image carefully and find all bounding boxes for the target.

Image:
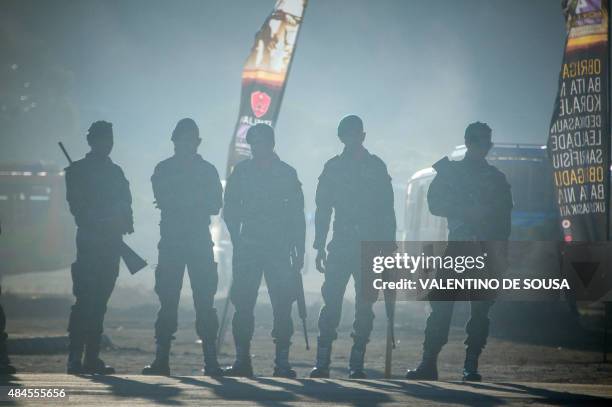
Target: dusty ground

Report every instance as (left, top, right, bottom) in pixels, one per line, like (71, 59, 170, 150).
(4, 302, 612, 383)
(2, 374, 612, 406)
(2, 268, 611, 383)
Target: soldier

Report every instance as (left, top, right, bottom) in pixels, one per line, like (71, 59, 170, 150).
(223, 123, 305, 378)
(0, 309, 16, 376)
(310, 115, 396, 379)
(0, 287, 17, 375)
(0, 223, 17, 375)
(405, 121, 512, 382)
(65, 121, 133, 374)
(142, 118, 224, 376)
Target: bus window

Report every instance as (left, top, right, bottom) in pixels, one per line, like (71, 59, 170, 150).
(415, 183, 427, 233)
(493, 160, 555, 212)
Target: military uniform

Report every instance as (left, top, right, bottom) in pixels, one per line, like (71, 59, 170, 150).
(0, 223, 16, 374)
(313, 147, 396, 375)
(65, 152, 133, 373)
(223, 154, 305, 376)
(407, 156, 512, 381)
(147, 154, 223, 374)
(0, 285, 16, 374)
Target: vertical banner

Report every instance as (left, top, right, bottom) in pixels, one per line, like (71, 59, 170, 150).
(226, 0, 307, 175)
(548, 0, 610, 242)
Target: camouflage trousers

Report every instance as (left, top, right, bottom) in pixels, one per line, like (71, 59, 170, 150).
(230, 246, 295, 347)
(68, 229, 121, 342)
(317, 246, 377, 346)
(423, 300, 494, 355)
(0, 303, 8, 364)
(154, 238, 219, 343)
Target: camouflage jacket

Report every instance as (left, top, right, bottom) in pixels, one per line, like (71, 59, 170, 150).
(427, 156, 513, 241)
(314, 147, 396, 251)
(151, 154, 222, 239)
(65, 152, 133, 235)
(223, 154, 305, 255)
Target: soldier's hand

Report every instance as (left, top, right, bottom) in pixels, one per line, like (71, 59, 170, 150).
(124, 224, 134, 235)
(315, 249, 327, 274)
(294, 253, 304, 272)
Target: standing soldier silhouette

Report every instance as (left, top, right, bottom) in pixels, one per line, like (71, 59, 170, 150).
(310, 115, 396, 379)
(0, 223, 17, 375)
(223, 124, 305, 378)
(142, 118, 224, 376)
(405, 122, 512, 382)
(0, 296, 16, 375)
(0, 241, 16, 376)
(65, 121, 133, 374)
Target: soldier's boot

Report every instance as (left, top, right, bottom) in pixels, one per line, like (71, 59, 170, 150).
(202, 340, 224, 377)
(0, 334, 15, 375)
(309, 339, 332, 378)
(405, 348, 439, 381)
(0, 362, 16, 375)
(82, 335, 115, 375)
(273, 342, 296, 378)
(66, 336, 84, 374)
(142, 339, 171, 376)
(0, 354, 16, 375)
(224, 343, 253, 377)
(462, 349, 482, 382)
(348, 341, 367, 379)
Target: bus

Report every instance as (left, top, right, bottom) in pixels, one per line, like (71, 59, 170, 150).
(0, 163, 74, 276)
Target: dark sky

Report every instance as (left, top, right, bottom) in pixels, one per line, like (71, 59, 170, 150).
(1, 0, 567, 213)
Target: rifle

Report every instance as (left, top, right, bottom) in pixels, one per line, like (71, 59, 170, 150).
(291, 251, 310, 350)
(292, 248, 309, 350)
(382, 268, 396, 379)
(58, 142, 147, 275)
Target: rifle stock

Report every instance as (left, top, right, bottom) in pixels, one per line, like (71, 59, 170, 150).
(120, 240, 148, 274)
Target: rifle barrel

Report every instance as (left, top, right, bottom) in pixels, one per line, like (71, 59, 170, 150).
(58, 142, 73, 164)
(302, 317, 310, 350)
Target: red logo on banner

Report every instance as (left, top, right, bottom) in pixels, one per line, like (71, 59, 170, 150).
(251, 91, 271, 118)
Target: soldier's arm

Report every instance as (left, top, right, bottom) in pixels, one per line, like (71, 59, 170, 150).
(116, 166, 134, 234)
(151, 164, 166, 209)
(205, 165, 223, 216)
(313, 165, 333, 250)
(64, 166, 87, 227)
(427, 172, 466, 219)
(495, 173, 513, 239)
(377, 159, 397, 243)
(222, 167, 242, 243)
(293, 173, 306, 258)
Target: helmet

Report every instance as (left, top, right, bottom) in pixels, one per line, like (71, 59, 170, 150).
(172, 118, 199, 142)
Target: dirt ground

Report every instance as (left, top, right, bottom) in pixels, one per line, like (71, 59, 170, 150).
(3, 296, 612, 383)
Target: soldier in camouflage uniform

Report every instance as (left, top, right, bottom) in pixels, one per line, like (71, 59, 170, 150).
(0, 222, 17, 375)
(143, 118, 224, 376)
(405, 121, 513, 382)
(65, 121, 133, 374)
(0, 311, 15, 375)
(223, 124, 305, 378)
(310, 115, 396, 379)
(0, 284, 16, 375)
